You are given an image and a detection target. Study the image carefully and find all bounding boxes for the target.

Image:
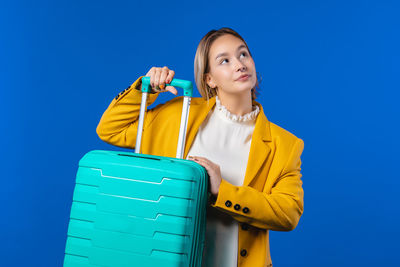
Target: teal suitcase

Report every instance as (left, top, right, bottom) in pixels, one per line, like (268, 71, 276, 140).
(64, 77, 209, 267)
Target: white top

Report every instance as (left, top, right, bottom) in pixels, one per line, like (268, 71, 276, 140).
(186, 96, 260, 267)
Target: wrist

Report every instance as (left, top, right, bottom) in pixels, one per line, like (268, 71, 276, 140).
(212, 179, 221, 196)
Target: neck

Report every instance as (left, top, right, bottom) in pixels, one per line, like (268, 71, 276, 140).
(217, 90, 253, 116)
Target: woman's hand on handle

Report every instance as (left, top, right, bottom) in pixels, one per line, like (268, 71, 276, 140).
(145, 66, 178, 95)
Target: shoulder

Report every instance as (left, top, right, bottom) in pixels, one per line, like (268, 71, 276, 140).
(268, 120, 304, 151)
(254, 100, 304, 149)
(269, 121, 301, 141)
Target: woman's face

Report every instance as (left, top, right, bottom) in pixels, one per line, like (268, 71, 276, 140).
(206, 34, 257, 97)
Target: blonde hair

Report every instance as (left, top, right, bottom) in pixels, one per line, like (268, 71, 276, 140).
(194, 27, 261, 101)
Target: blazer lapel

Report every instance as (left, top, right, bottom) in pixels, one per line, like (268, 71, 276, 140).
(243, 102, 272, 187)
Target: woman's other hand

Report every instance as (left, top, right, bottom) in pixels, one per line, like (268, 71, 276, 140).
(189, 156, 222, 196)
(145, 66, 178, 95)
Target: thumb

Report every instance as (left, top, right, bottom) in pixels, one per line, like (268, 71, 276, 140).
(166, 86, 178, 95)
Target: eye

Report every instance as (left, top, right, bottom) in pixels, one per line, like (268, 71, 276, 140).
(240, 51, 248, 58)
(220, 59, 229, 64)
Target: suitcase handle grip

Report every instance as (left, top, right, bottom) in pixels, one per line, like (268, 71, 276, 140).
(141, 76, 193, 97)
(135, 76, 192, 159)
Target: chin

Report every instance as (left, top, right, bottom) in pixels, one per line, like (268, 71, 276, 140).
(232, 87, 253, 96)
(236, 83, 254, 92)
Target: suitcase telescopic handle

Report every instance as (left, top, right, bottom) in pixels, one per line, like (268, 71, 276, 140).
(140, 76, 193, 97)
(135, 76, 193, 159)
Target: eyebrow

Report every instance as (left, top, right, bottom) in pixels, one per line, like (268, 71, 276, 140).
(215, 44, 247, 61)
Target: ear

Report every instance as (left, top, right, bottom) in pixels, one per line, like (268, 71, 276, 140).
(205, 73, 216, 89)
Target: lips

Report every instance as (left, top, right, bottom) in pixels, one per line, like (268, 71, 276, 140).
(236, 74, 250, 81)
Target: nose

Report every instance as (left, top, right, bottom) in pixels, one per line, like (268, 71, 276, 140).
(234, 58, 247, 72)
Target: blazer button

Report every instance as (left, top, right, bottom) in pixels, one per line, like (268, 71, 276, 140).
(225, 200, 232, 207)
(240, 249, 247, 257)
(241, 223, 249, 230)
(234, 204, 241, 211)
(242, 207, 250, 214)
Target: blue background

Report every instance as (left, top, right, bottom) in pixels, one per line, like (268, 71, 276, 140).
(1, 0, 399, 266)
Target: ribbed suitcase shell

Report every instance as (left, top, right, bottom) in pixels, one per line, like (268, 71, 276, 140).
(64, 150, 208, 267)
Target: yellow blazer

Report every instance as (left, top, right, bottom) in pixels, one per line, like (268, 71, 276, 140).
(96, 76, 305, 267)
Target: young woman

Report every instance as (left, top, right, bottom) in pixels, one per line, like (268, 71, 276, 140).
(96, 27, 305, 267)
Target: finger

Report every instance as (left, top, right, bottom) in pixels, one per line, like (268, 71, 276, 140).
(190, 156, 206, 162)
(154, 86, 162, 93)
(192, 156, 212, 165)
(166, 70, 175, 84)
(189, 156, 203, 164)
(192, 157, 212, 168)
(145, 67, 155, 77)
(166, 86, 178, 95)
(147, 67, 155, 87)
(153, 68, 161, 88)
(159, 66, 169, 87)
(195, 157, 220, 172)
(192, 159, 209, 169)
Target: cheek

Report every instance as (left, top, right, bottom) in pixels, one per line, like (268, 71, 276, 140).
(248, 58, 256, 71)
(250, 62, 256, 74)
(251, 65, 257, 82)
(252, 76, 257, 88)
(215, 69, 232, 83)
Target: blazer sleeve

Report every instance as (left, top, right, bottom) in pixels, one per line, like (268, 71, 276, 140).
(211, 138, 305, 231)
(96, 76, 162, 148)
